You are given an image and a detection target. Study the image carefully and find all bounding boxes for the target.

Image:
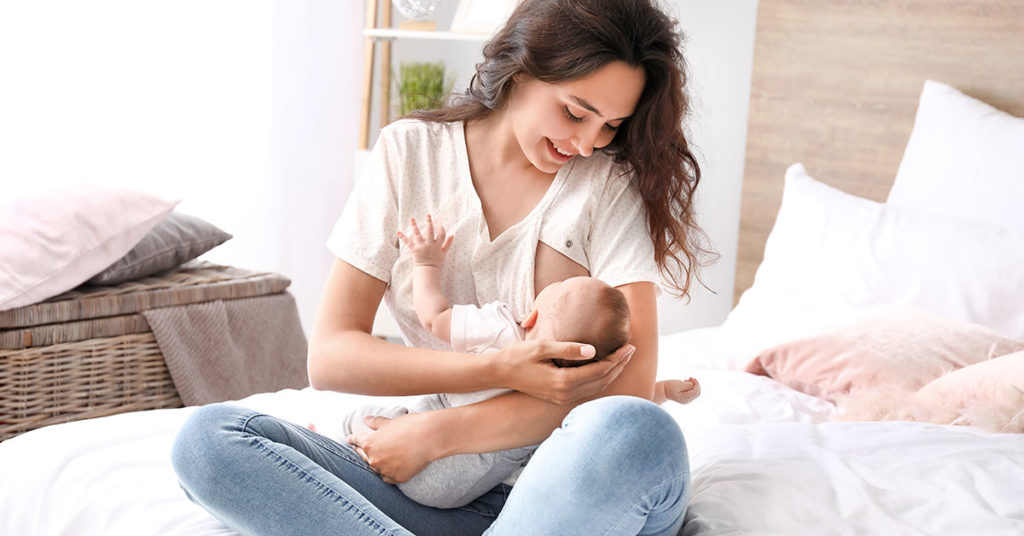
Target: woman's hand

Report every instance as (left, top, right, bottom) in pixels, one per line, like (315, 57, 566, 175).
(492, 340, 635, 405)
(347, 412, 439, 484)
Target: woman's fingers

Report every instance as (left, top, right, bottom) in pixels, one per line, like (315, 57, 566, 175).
(544, 341, 598, 360)
(499, 340, 638, 404)
(538, 343, 635, 404)
(562, 346, 634, 398)
(346, 415, 436, 484)
(348, 432, 390, 478)
(362, 414, 392, 431)
(347, 433, 371, 460)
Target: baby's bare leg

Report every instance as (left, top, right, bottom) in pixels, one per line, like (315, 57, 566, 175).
(653, 378, 701, 405)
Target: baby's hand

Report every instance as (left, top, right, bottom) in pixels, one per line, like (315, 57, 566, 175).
(662, 377, 701, 405)
(396, 214, 454, 267)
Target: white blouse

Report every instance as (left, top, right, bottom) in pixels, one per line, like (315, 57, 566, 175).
(327, 119, 659, 350)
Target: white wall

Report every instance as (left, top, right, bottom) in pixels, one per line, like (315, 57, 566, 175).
(264, 0, 363, 335)
(0, 1, 364, 336)
(657, 0, 759, 332)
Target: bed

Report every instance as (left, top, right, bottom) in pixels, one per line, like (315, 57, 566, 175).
(2, 0, 1023, 534)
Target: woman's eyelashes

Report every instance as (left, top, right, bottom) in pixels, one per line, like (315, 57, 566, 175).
(563, 105, 584, 123)
(562, 105, 621, 133)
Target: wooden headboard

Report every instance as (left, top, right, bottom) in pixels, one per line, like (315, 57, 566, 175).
(735, 0, 1024, 301)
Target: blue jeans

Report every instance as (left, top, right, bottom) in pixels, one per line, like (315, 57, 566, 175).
(171, 395, 690, 536)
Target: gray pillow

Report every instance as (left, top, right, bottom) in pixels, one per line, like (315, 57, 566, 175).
(87, 212, 232, 285)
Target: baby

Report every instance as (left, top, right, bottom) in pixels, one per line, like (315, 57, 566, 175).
(338, 215, 700, 509)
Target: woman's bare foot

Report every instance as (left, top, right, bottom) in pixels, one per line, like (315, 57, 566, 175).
(654, 377, 701, 405)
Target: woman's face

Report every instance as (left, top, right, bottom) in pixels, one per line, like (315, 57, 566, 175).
(506, 61, 645, 174)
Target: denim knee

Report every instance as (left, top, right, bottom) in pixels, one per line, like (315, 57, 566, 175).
(564, 396, 689, 475)
(171, 403, 250, 496)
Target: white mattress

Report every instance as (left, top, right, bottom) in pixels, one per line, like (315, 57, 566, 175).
(1, 328, 1022, 535)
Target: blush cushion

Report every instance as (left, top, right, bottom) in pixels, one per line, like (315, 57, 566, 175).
(745, 305, 1024, 402)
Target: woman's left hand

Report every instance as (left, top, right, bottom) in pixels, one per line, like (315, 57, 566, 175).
(347, 412, 438, 484)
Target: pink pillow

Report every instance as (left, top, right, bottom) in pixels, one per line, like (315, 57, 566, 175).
(0, 187, 178, 311)
(745, 305, 1024, 402)
(912, 351, 1024, 433)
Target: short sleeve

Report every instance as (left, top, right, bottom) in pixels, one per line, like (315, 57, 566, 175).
(326, 137, 400, 283)
(451, 302, 523, 354)
(588, 174, 662, 292)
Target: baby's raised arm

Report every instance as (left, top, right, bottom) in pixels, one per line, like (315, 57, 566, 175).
(396, 215, 454, 342)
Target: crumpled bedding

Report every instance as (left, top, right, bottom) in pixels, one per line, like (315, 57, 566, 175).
(0, 328, 1021, 535)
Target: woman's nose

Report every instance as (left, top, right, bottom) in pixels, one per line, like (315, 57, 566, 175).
(572, 139, 594, 157)
(571, 124, 602, 157)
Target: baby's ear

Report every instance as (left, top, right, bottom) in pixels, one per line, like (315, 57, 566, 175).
(520, 309, 539, 329)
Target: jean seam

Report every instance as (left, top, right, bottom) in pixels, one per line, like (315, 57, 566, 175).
(244, 413, 383, 478)
(240, 414, 404, 536)
(601, 468, 690, 536)
(455, 501, 502, 518)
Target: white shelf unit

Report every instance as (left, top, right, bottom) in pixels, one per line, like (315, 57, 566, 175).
(359, 1, 491, 150)
(363, 28, 490, 42)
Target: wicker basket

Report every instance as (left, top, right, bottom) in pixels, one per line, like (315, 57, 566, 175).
(0, 262, 291, 441)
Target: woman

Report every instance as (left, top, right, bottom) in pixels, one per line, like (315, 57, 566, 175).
(172, 0, 710, 534)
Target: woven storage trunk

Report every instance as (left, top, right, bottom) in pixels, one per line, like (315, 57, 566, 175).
(0, 262, 291, 441)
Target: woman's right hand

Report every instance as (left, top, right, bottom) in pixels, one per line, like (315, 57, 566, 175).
(491, 340, 635, 405)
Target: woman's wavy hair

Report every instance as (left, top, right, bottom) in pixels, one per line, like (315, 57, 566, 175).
(408, 0, 715, 298)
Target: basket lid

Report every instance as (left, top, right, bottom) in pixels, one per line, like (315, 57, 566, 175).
(0, 262, 291, 330)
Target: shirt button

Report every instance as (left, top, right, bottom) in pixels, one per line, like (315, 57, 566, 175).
(565, 239, 573, 248)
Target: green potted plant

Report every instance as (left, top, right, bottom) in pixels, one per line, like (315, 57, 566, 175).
(396, 61, 454, 116)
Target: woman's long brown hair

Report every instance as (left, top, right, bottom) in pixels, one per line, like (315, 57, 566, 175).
(408, 0, 715, 298)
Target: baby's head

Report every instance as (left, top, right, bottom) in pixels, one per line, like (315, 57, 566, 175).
(522, 276, 630, 366)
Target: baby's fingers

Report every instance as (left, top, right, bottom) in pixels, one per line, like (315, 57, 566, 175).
(396, 230, 411, 247)
(434, 224, 455, 251)
(425, 214, 437, 240)
(432, 220, 445, 243)
(409, 217, 423, 239)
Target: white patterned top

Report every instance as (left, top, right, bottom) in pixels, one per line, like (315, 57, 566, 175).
(327, 119, 660, 351)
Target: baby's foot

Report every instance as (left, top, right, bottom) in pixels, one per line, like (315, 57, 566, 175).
(663, 377, 701, 404)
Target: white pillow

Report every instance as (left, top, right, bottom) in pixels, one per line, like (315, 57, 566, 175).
(0, 187, 178, 311)
(888, 79, 1024, 229)
(712, 163, 1024, 366)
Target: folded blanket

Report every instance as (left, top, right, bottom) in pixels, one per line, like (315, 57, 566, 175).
(142, 292, 308, 406)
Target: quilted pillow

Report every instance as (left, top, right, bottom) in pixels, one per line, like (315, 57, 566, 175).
(87, 211, 232, 285)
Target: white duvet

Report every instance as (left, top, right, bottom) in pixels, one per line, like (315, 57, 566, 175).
(1, 329, 1022, 535)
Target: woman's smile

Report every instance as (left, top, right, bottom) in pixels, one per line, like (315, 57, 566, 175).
(547, 138, 575, 163)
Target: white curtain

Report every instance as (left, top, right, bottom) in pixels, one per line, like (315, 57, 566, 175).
(0, 0, 364, 334)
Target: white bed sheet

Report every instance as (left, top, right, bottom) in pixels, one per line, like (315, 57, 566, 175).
(1, 329, 1022, 535)
(683, 421, 1024, 535)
